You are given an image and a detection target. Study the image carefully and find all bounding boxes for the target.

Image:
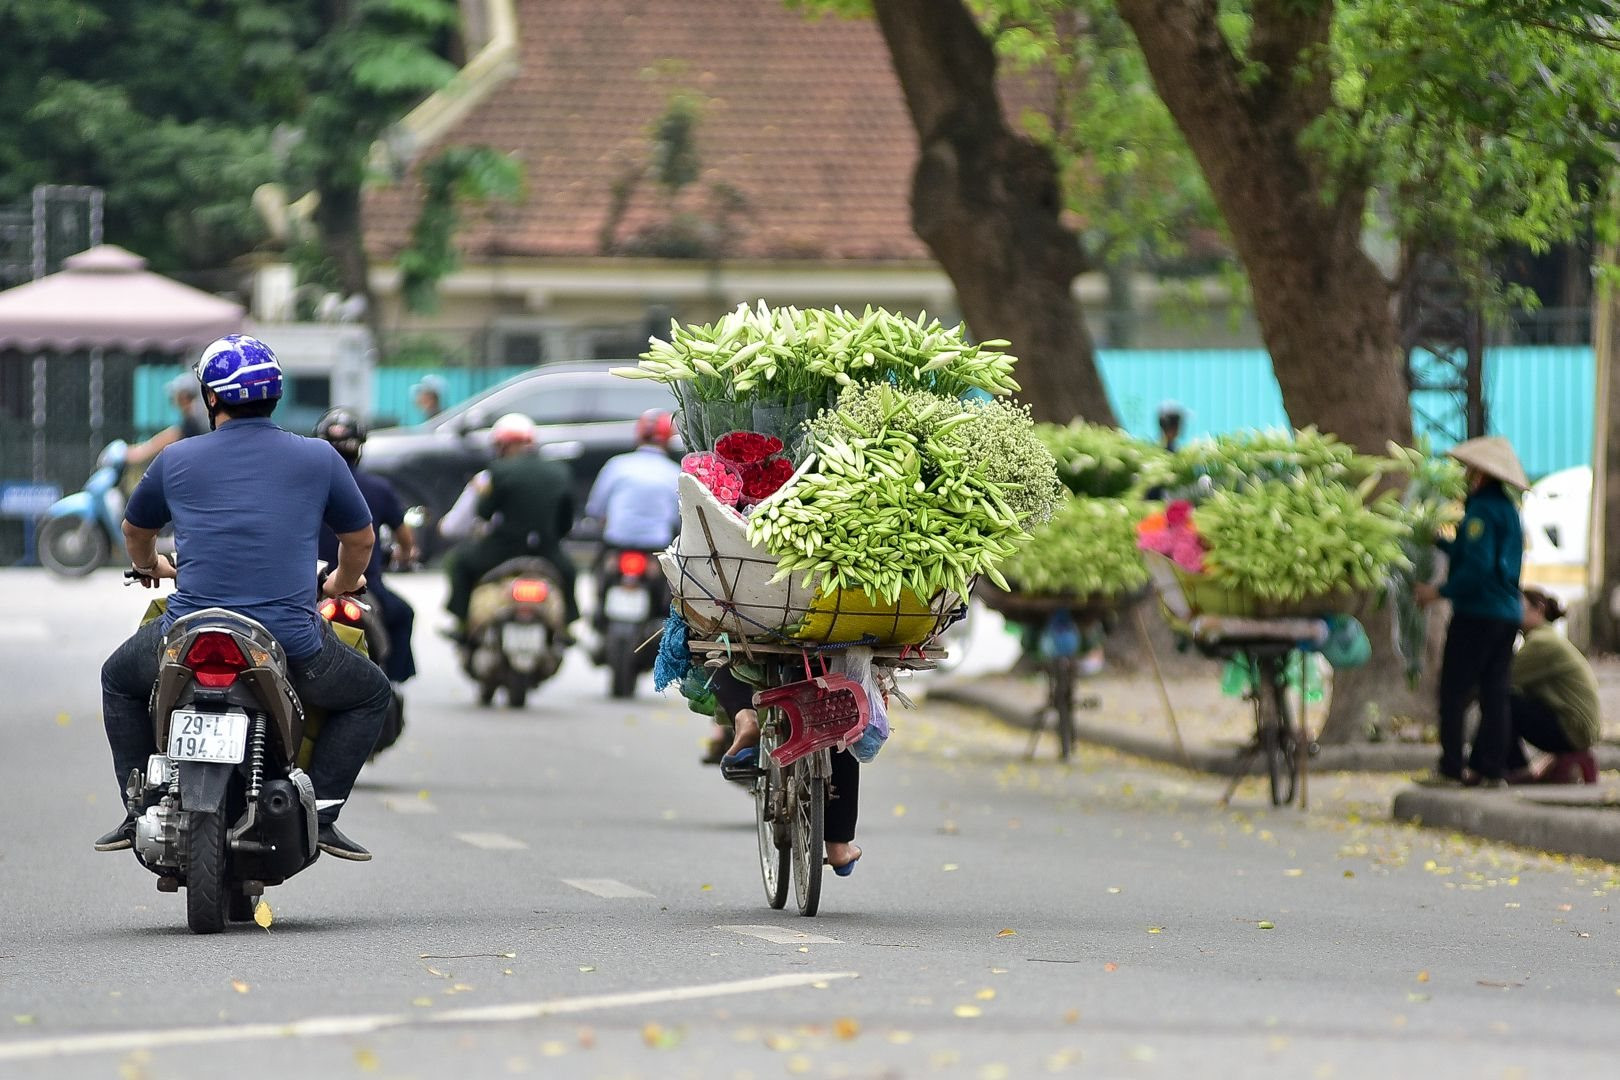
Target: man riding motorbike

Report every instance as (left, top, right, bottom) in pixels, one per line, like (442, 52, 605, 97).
(97, 335, 392, 862)
(583, 409, 680, 603)
(444, 413, 579, 642)
(313, 407, 418, 684)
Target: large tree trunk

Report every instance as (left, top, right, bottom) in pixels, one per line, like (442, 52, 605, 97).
(1116, 0, 1420, 741)
(313, 178, 386, 354)
(1589, 221, 1620, 655)
(869, 0, 1117, 426)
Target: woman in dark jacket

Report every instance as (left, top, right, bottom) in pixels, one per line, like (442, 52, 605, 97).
(1414, 436, 1527, 787)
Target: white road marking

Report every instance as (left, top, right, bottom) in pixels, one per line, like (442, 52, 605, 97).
(454, 832, 528, 850)
(562, 878, 654, 898)
(0, 621, 49, 642)
(382, 797, 438, 815)
(0, 971, 859, 1062)
(717, 924, 843, 945)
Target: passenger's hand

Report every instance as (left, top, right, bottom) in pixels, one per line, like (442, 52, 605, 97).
(1412, 582, 1441, 607)
(322, 572, 367, 599)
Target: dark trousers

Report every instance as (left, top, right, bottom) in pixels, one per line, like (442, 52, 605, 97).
(370, 581, 417, 683)
(711, 665, 860, 844)
(445, 535, 578, 624)
(1437, 613, 1520, 780)
(102, 620, 391, 824)
(1506, 691, 1579, 770)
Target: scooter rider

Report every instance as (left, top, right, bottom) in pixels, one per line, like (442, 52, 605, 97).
(313, 407, 418, 684)
(96, 335, 391, 862)
(583, 409, 680, 609)
(444, 413, 579, 641)
(126, 374, 209, 466)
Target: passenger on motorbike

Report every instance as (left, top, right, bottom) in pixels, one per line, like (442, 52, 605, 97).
(97, 335, 392, 861)
(583, 411, 679, 608)
(313, 407, 418, 684)
(444, 413, 579, 641)
(127, 374, 209, 466)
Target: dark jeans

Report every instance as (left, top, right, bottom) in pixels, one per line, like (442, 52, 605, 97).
(445, 536, 578, 624)
(1506, 691, 1580, 771)
(371, 581, 417, 683)
(711, 665, 860, 844)
(1437, 613, 1520, 780)
(102, 619, 391, 824)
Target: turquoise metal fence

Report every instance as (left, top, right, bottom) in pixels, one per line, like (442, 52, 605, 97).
(134, 349, 1597, 479)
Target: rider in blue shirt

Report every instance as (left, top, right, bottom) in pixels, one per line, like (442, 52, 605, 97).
(584, 411, 681, 551)
(97, 336, 391, 861)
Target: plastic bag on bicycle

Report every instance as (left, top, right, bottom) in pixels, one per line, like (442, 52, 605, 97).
(838, 647, 891, 763)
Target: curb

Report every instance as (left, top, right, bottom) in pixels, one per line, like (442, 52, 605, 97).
(927, 680, 1436, 775)
(1392, 787, 1620, 862)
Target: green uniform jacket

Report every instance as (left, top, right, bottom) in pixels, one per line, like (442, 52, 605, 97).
(1436, 484, 1522, 624)
(1512, 625, 1601, 750)
(477, 453, 575, 550)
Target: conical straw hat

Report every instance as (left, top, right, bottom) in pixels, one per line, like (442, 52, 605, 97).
(1447, 436, 1529, 491)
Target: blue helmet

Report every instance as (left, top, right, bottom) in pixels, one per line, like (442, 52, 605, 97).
(194, 335, 283, 404)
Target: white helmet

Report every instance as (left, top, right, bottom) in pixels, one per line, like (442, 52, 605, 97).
(491, 413, 536, 448)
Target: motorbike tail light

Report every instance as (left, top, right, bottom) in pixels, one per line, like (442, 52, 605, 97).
(511, 578, 550, 604)
(318, 598, 338, 621)
(184, 632, 248, 688)
(341, 599, 363, 622)
(617, 550, 649, 578)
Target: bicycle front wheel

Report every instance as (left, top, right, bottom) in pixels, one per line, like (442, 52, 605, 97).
(1259, 658, 1298, 806)
(790, 755, 826, 917)
(1052, 657, 1078, 761)
(756, 715, 790, 909)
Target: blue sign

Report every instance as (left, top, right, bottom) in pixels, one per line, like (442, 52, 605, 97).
(0, 483, 62, 518)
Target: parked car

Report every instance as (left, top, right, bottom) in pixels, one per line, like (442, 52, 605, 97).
(361, 362, 680, 559)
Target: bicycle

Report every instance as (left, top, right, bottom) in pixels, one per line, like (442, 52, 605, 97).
(690, 639, 938, 916)
(1225, 644, 1300, 807)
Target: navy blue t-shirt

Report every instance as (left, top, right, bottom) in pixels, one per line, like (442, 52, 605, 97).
(126, 418, 373, 660)
(318, 466, 404, 585)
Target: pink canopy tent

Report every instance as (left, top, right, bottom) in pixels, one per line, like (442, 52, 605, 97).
(0, 244, 243, 352)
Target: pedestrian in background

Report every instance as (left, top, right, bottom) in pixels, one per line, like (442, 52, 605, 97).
(1414, 436, 1527, 788)
(1508, 588, 1601, 784)
(412, 374, 446, 422)
(1157, 401, 1186, 453)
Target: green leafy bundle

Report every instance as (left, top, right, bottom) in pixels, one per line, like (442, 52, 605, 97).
(747, 384, 1058, 604)
(1000, 494, 1153, 597)
(617, 302, 1021, 404)
(1163, 427, 1386, 497)
(1193, 478, 1412, 602)
(1036, 421, 1170, 497)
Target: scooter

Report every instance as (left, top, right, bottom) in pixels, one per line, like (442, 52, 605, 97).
(594, 548, 668, 698)
(461, 558, 569, 708)
(37, 440, 128, 576)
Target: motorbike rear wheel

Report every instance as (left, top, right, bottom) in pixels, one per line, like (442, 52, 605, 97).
(37, 516, 110, 578)
(185, 811, 229, 935)
(605, 628, 639, 699)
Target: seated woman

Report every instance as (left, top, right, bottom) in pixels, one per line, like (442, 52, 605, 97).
(1508, 589, 1601, 784)
(711, 666, 863, 876)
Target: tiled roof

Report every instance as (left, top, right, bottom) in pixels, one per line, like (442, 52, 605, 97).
(363, 0, 932, 263)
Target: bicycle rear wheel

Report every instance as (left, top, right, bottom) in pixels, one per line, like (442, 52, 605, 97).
(790, 755, 826, 917)
(756, 714, 790, 909)
(1258, 657, 1298, 806)
(1052, 657, 1078, 761)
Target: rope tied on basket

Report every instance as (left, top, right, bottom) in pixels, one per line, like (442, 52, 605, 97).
(652, 606, 691, 692)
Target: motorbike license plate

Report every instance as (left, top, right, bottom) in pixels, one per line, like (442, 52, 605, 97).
(167, 710, 249, 763)
(501, 622, 547, 654)
(603, 585, 651, 623)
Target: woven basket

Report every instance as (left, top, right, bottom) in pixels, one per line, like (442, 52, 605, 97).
(974, 580, 1146, 623)
(1143, 551, 1361, 620)
(661, 472, 959, 646)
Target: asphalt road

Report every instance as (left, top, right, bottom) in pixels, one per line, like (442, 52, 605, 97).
(1, 567, 1617, 1080)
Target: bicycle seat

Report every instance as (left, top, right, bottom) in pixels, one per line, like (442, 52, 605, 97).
(755, 673, 870, 769)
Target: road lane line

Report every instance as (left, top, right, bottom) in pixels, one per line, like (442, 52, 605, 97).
(454, 832, 528, 850)
(562, 878, 655, 898)
(718, 924, 843, 945)
(0, 971, 859, 1062)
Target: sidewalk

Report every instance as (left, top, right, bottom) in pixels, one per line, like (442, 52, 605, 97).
(926, 669, 1620, 863)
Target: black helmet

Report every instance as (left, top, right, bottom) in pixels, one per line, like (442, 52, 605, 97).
(315, 406, 367, 463)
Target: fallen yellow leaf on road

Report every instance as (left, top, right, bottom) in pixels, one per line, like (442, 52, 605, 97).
(1103, 962, 1118, 973)
(1416, 971, 1430, 983)
(540, 1041, 567, 1057)
(834, 1017, 860, 1040)
(887, 1030, 914, 1045)
(1284, 869, 1304, 877)
(1063, 1009, 1081, 1023)
(996, 928, 1017, 938)
(579, 966, 595, 973)
(1147, 927, 1164, 934)
(353, 1048, 380, 1072)
(231, 980, 249, 994)
(253, 901, 273, 930)
(1257, 921, 1276, 930)
(976, 988, 996, 1000)
(893, 804, 907, 817)
(942, 864, 960, 872)
(411, 998, 433, 1008)
(56, 713, 70, 727)
(953, 1004, 983, 1018)
(787, 1056, 813, 1075)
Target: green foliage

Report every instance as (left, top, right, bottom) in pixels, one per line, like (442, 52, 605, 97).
(1035, 420, 1169, 497)
(1162, 426, 1387, 497)
(1001, 494, 1153, 596)
(398, 145, 524, 313)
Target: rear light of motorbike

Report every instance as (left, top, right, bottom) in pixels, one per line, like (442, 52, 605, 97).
(341, 599, 363, 622)
(511, 578, 550, 604)
(617, 550, 650, 578)
(184, 632, 248, 688)
(318, 598, 338, 621)
(318, 598, 364, 623)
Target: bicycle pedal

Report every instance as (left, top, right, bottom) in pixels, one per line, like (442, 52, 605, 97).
(720, 763, 764, 782)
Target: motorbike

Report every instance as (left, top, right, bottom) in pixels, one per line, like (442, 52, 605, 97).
(460, 558, 569, 708)
(594, 548, 668, 698)
(122, 581, 340, 934)
(317, 591, 405, 756)
(37, 440, 128, 577)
